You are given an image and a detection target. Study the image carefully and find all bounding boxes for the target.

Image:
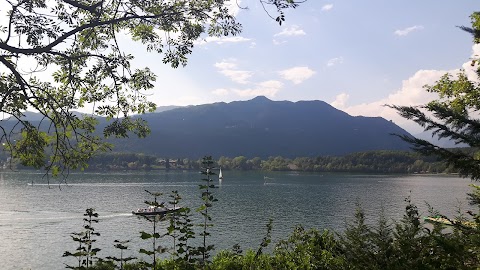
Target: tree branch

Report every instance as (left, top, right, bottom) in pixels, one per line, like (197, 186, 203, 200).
(0, 11, 179, 55)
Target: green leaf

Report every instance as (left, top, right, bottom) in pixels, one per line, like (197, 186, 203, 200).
(139, 248, 155, 256)
(140, 231, 152, 239)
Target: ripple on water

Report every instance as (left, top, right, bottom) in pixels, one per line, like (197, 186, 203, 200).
(0, 171, 473, 270)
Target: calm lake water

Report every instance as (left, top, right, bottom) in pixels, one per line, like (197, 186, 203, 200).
(0, 170, 474, 270)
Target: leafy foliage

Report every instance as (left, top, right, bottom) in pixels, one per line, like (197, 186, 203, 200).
(105, 240, 136, 270)
(391, 12, 480, 180)
(63, 208, 101, 269)
(137, 190, 168, 270)
(196, 156, 218, 265)
(0, 0, 302, 177)
(167, 191, 196, 266)
(273, 226, 345, 270)
(255, 218, 273, 258)
(73, 150, 452, 173)
(219, 151, 451, 173)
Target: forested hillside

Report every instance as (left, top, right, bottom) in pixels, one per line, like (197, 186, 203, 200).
(106, 96, 413, 158)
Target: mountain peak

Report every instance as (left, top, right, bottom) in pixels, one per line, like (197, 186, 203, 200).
(250, 96, 272, 102)
(117, 98, 412, 158)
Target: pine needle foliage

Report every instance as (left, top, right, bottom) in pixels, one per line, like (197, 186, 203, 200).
(391, 12, 480, 180)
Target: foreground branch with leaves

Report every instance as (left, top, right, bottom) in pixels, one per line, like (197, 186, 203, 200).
(0, 0, 303, 178)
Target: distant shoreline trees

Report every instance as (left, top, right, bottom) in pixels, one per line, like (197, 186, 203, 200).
(5, 149, 457, 174)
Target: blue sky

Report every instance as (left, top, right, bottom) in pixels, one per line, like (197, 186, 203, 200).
(145, 1, 480, 133)
(128, 1, 478, 133)
(5, 1, 476, 134)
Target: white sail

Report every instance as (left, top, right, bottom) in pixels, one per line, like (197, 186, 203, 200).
(219, 167, 223, 180)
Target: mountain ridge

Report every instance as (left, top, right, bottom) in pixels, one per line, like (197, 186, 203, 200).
(4, 97, 418, 158)
(111, 96, 414, 158)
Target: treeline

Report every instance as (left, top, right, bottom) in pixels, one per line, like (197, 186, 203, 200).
(77, 150, 455, 174)
(86, 153, 202, 171)
(256, 151, 451, 173)
(2, 150, 459, 174)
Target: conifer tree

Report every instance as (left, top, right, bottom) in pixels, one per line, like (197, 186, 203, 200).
(391, 12, 480, 180)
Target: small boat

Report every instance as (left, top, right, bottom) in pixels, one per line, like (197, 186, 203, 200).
(219, 167, 223, 181)
(132, 205, 182, 216)
(424, 216, 453, 226)
(424, 216, 475, 228)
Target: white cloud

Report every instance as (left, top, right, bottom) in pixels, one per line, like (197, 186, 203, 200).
(214, 59, 253, 84)
(212, 88, 229, 96)
(196, 36, 251, 45)
(274, 25, 306, 37)
(327, 57, 344, 67)
(462, 43, 480, 81)
(214, 61, 237, 70)
(321, 4, 333, 11)
(334, 69, 447, 133)
(273, 39, 287, 45)
(279, 66, 316, 84)
(394, 25, 424, 36)
(337, 45, 480, 133)
(219, 69, 253, 84)
(258, 80, 283, 89)
(234, 80, 283, 97)
(331, 93, 350, 109)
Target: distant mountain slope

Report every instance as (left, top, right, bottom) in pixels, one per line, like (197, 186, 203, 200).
(5, 98, 465, 158)
(109, 96, 414, 158)
(154, 105, 184, 113)
(414, 130, 467, 148)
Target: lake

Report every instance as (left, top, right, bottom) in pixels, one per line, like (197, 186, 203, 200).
(0, 170, 474, 270)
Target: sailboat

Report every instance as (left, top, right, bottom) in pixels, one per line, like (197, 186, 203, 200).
(219, 167, 223, 181)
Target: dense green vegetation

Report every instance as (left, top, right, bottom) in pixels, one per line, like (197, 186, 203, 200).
(6, 149, 456, 174)
(86, 150, 453, 174)
(230, 151, 451, 173)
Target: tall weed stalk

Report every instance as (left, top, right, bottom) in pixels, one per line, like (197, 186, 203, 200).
(63, 208, 101, 269)
(197, 156, 217, 265)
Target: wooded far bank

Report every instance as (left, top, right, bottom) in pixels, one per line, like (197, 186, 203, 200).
(5, 149, 464, 174)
